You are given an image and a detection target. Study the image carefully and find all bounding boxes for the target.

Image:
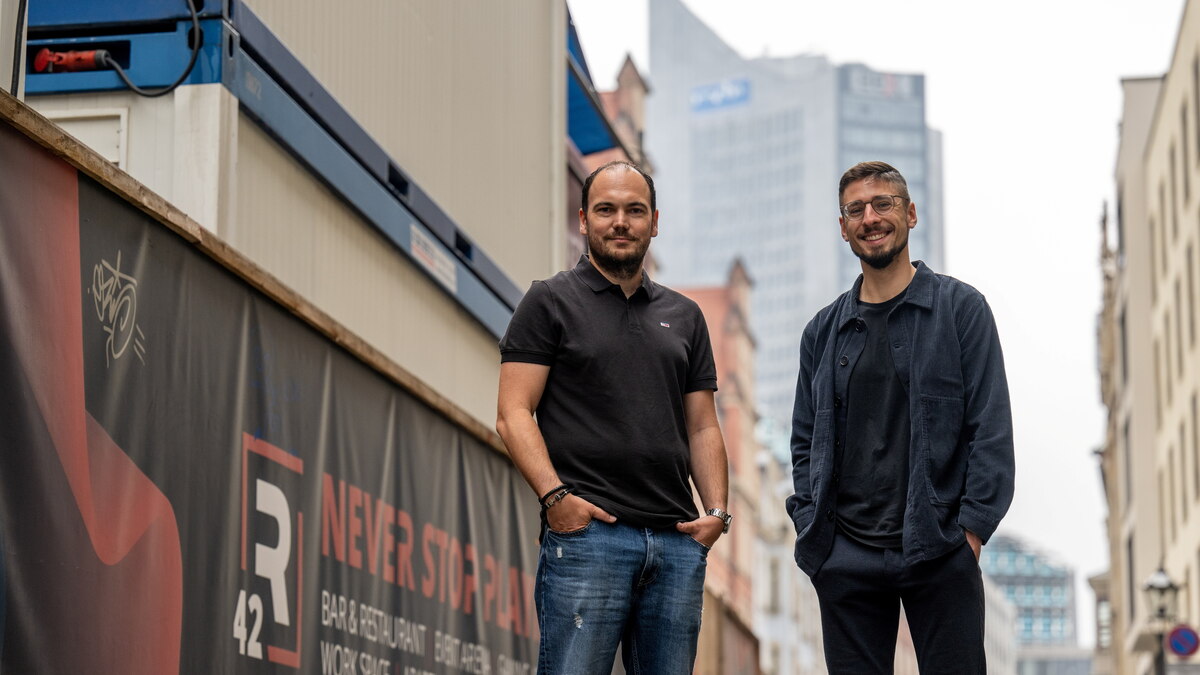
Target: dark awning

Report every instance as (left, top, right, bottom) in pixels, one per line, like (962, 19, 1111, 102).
(566, 13, 627, 157)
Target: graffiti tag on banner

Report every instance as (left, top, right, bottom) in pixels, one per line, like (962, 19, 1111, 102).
(89, 250, 146, 365)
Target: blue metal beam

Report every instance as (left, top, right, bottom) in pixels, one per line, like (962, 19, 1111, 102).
(28, 0, 223, 30)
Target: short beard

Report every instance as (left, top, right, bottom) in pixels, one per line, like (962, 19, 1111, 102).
(590, 244, 646, 279)
(855, 246, 901, 270)
(585, 219, 649, 280)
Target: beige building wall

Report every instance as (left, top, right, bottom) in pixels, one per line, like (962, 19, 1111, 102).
(1104, 1, 1200, 672)
(984, 577, 1019, 675)
(755, 446, 827, 675)
(1102, 73, 1164, 675)
(1147, 3, 1200, 672)
(895, 611, 918, 675)
(1090, 572, 1115, 675)
(28, 1, 566, 429)
(680, 261, 763, 672)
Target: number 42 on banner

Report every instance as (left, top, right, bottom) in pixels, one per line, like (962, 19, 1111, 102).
(234, 589, 265, 659)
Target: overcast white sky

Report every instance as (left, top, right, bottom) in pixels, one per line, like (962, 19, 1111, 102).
(568, 0, 1187, 647)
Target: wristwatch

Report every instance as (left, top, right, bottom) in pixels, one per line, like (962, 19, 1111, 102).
(706, 508, 733, 534)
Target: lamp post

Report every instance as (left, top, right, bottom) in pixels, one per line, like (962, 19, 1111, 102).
(1144, 567, 1180, 675)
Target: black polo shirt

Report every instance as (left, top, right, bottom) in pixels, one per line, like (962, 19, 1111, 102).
(499, 256, 718, 529)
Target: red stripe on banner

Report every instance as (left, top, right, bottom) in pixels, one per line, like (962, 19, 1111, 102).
(0, 123, 183, 672)
(246, 433, 305, 473)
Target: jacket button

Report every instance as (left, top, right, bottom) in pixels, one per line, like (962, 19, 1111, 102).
(839, 355, 849, 366)
(854, 320, 864, 332)
(825, 509, 834, 521)
(834, 395, 842, 408)
(834, 438, 841, 449)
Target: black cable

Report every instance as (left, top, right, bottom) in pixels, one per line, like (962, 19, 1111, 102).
(10, 0, 27, 95)
(98, 0, 201, 98)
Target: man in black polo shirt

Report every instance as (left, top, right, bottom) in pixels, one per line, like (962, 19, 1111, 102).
(496, 160, 730, 675)
(787, 161, 1014, 673)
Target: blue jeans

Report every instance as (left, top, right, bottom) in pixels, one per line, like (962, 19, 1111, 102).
(536, 519, 708, 675)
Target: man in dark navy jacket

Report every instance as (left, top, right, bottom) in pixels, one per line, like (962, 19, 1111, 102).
(787, 161, 1014, 674)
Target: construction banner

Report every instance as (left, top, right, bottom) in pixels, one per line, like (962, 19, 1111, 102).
(0, 118, 538, 674)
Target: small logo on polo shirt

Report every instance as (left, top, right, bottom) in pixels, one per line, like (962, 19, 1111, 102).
(660, 322, 670, 328)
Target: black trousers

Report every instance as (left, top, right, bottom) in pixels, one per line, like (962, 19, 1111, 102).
(810, 531, 986, 675)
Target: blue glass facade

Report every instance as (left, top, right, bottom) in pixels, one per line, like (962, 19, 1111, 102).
(980, 535, 1079, 647)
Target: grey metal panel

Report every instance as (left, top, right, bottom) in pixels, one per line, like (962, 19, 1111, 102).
(227, 3, 523, 313)
(233, 115, 503, 429)
(224, 43, 511, 338)
(240, 0, 563, 285)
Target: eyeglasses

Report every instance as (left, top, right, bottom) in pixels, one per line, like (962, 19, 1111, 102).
(840, 194, 907, 222)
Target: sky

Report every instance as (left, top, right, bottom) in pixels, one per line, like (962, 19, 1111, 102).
(568, 0, 1188, 648)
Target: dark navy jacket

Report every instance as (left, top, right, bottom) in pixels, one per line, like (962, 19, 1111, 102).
(786, 261, 1014, 575)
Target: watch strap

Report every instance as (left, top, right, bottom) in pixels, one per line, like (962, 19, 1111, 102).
(705, 508, 733, 534)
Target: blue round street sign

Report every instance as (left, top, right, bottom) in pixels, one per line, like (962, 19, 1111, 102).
(1168, 624, 1200, 658)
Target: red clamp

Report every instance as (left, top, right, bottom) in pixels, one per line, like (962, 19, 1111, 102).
(34, 48, 111, 73)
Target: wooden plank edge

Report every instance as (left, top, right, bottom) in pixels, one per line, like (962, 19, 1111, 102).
(0, 90, 508, 457)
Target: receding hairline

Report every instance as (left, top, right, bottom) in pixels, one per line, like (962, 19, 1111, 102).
(582, 160, 656, 212)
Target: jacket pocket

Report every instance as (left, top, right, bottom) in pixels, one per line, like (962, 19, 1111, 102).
(920, 394, 966, 505)
(809, 409, 832, 502)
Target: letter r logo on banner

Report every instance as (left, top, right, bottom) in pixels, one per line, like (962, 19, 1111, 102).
(240, 433, 304, 668)
(255, 479, 291, 626)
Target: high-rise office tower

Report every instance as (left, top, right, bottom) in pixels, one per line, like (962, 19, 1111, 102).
(647, 0, 944, 428)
